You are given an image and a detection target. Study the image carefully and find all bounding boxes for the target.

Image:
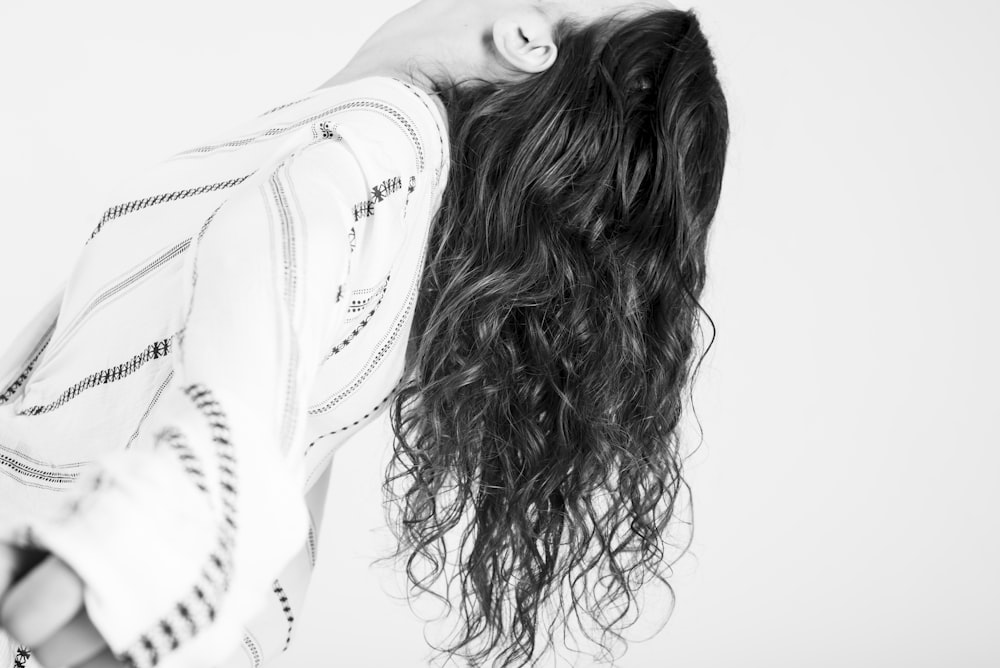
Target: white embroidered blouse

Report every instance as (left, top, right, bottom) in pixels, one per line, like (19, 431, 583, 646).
(0, 75, 448, 668)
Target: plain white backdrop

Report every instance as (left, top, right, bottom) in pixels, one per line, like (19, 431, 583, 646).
(1, 1, 998, 666)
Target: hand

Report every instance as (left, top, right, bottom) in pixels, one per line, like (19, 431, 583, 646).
(0, 544, 122, 667)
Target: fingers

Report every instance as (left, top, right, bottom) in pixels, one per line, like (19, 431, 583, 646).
(0, 554, 84, 648)
(31, 606, 108, 668)
(0, 543, 19, 596)
(0, 544, 48, 597)
(0, 553, 117, 668)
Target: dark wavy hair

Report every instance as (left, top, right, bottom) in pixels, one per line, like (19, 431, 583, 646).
(383, 8, 729, 667)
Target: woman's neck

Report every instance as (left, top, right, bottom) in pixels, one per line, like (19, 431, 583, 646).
(312, 0, 517, 127)
(315, 22, 464, 130)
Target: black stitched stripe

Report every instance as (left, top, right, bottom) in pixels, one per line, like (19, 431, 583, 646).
(46, 240, 190, 362)
(268, 164, 300, 449)
(392, 78, 449, 187)
(305, 381, 402, 454)
(347, 274, 390, 314)
(241, 632, 263, 668)
(139, 637, 158, 667)
(272, 580, 295, 652)
(308, 291, 412, 415)
(17, 336, 176, 417)
(323, 274, 391, 363)
(116, 384, 239, 668)
(259, 95, 314, 118)
(306, 524, 318, 568)
(125, 369, 174, 450)
(351, 175, 404, 221)
(0, 444, 81, 487)
(179, 204, 226, 341)
(0, 321, 56, 404)
(184, 384, 240, 536)
(159, 428, 209, 495)
(87, 173, 256, 242)
(177, 99, 426, 172)
(158, 620, 179, 651)
(309, 192, 432, 414)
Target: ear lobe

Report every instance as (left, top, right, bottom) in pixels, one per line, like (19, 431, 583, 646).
(492, 13, 558, 75)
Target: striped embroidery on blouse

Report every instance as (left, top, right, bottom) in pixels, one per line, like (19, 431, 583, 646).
(176, 99, 427, 173)
(16, 335, 176, 417)
(307, 249, 421, 415)
(117, 384, 239, 668)
(266, 159, 302, 453)
(240, 632, 263, 668)
(43, 239, 190, 364)
(258, 95, 314, 118)
(87, 173, 256, 242)
(306, 523, 318, 568)
(0, 441, 84, 488)
(125, 369, 175, 450)
(160, 428, 209, 495)
(352, 175, 405, 221)
(0, 321, 56, 405)
(323, 275, 391, 363)
(392, 79, 449, 187)
(304, 380, 402, 454)
(347, 273, 390, 316)
(271, 580, 295, 652)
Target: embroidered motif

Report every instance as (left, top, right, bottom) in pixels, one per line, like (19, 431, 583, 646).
(272, 580, 295, 652)
(318, 120, 341, 140)
(352, 176, 403, 221)
(87, 173, 255, 242)
(351, 199, 375, 221)
(116, 384, 239, 668)
(12, 646, 30, 668)
(17, 336, 176, 417)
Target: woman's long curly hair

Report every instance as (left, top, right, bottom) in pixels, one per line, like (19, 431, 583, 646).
(384, 8, 728, 667)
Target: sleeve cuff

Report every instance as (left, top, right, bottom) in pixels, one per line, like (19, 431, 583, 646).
(27, 384, 310, 668)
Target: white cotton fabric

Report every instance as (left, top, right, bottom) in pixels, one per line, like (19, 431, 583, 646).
(0, 76, 448, 668)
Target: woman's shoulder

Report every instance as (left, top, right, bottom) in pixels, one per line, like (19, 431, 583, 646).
(302, 77, 448, 185)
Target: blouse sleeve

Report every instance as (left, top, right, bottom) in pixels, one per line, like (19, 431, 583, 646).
(26, 133, 368, 668)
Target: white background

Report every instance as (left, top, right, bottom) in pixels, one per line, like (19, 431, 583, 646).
(1, 1, 998, 666)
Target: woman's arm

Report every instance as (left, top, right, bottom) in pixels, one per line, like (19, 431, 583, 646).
(0, 132, 368, 668)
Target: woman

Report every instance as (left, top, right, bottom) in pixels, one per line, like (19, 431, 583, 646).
(0, 0, 728, 666)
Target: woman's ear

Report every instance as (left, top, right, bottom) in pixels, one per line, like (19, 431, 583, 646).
(491, 10, 558, 74)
